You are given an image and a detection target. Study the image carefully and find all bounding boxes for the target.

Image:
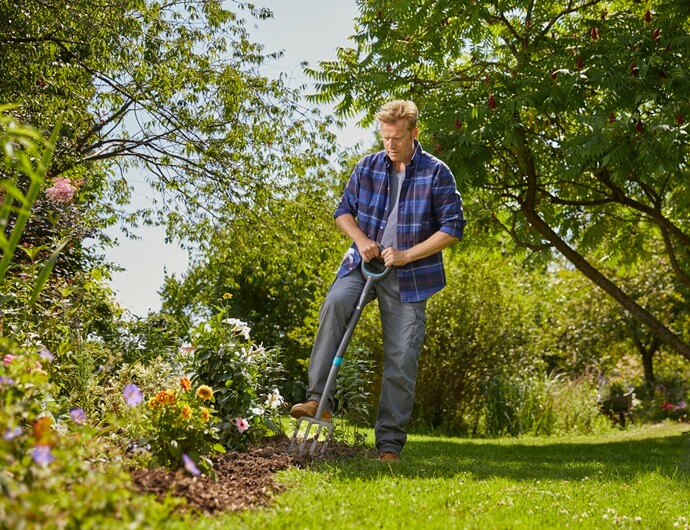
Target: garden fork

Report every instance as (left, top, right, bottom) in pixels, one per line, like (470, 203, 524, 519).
(288, 256, 392, 457)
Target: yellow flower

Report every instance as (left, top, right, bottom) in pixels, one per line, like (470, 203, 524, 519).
(222, 292, 233, 300)
(181, 404, 192, 420)
(180, 377, 191, 391)
(201, 407, 210, 422)
(196, 385, 213, 401)
(148, 396, 160, 408)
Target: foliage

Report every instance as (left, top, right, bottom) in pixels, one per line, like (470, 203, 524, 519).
(128, 377, 224, 475)
(306, 0, 690, 361)
(0, 340, 182, 529)
(186, 305, 286, 450)
(160, 151, 356, 402)
(333, 346, 376, 445)
(408, 248, 546, 434)
(0, 105, 62, 304)
(0, 0, 338, 244)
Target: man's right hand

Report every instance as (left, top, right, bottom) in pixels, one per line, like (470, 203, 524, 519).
(356, 238, 381, 262)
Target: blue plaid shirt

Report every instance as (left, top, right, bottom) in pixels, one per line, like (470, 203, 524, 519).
(334, 140, 466, 302)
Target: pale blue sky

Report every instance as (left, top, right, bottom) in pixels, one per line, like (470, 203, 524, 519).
(105, 1, 371, 316)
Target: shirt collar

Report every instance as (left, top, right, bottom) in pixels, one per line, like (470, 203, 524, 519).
(384, 139, 422, 169)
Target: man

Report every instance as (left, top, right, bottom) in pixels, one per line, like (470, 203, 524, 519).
(290, 100, 466, 461)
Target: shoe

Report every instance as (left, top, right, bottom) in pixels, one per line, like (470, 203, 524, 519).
(379, 452, 399, 462)
(289, 400, 331, 422)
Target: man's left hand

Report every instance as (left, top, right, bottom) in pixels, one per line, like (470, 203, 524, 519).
(381, 247, 410, 267)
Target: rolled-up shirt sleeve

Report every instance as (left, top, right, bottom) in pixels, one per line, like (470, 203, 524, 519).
(334, 165, 360, 220)
(433, 167, 466, 241)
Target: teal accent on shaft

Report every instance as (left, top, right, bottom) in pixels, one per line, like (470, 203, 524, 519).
(333, 357, 343, 367)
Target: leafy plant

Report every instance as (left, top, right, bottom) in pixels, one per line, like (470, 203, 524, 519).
(186, 305, 286, 450)
(131, 377, 224, 475)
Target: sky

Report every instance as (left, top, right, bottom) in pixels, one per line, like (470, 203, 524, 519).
(104, 1, 374, 317)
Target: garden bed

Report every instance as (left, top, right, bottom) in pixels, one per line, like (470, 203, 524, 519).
(130, 434, 369, 515)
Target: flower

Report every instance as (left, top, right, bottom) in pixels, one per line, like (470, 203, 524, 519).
(265, 389, 284, 410)
(201, 407, 210, 422)
(196, 385, 213, 401)
(223, 318, 251, 340)
(123, 383, 144, 406)
(3, 426, 23, 441)
(39, 348, 54, 363)
(181, 405, 192, 420)
(44, 177, 77, 204)
(32, 444, 55, 466)
(181, 453, 201, 476)
(180, 377, 192, 391)
(3, 354, 17, 366)
(149, 390, 176, 408)
(70, 408, 87, 425)
(0, 376, 15, 386)
(222, 292, 233, 300)
(234, 417, 250, 434)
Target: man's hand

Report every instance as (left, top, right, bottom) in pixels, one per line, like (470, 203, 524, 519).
(381, 247, 410, 267)
(356, 238, 381, 262)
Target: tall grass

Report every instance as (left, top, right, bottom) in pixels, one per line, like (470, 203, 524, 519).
(481, 373, 609, 437)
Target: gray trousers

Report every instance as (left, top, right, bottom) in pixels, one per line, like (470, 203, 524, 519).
(306, 265, 427, 456)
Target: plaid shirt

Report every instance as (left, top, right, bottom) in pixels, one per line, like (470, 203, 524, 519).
(334, 141, 466, 302)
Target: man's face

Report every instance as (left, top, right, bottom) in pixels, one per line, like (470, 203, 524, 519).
(380, 119, 418, 166)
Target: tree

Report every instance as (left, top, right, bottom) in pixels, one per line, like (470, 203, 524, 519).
(0, 0, 337, 242)
(306, 0, 690, 359)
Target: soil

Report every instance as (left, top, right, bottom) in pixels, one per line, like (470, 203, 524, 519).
(130, 434, 371, 516)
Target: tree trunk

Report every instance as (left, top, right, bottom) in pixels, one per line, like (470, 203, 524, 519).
(633, 334, 659, 387)
(518, 143, 690, 362)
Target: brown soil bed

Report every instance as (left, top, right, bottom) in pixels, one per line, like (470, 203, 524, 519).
(130, 435, 371, 515)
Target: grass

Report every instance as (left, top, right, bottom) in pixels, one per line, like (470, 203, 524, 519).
(197, 422, 690, 529)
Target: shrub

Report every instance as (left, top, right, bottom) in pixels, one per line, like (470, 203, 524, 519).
(185, 305, 286, 450)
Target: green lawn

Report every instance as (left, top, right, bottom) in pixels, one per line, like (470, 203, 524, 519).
(198, 422, 690, 529)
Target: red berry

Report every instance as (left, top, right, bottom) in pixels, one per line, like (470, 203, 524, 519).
(577, 56, 583, 69)
(489, 94, 496, 109)
(609, 112, 615, 123)
(591, 27, 598, 40)
(654, 28, 660, 40)
(636, 119, 643, 133)
(645, 10, 651, 24)
(386, 64, 392, 72)
(677, 114, 684, 125)
(455, 117, 463, 129)
(630, 63, 639, 76)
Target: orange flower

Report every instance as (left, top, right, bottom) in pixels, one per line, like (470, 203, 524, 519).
(151, 389, 176, 407)
(180, 377, 191, 391)
(181, 404, 192, 420)
(196, 385, 213, 401)
(201, 407, 210, 422)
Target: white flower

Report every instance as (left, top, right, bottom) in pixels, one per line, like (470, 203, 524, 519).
(223, 318, 251, 340)
(265, 389, 284, 409)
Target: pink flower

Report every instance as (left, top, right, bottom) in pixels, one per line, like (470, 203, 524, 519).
(44, 177, 77, 204)
(3, 354, 16, 366)
(234, 417, 250, 434)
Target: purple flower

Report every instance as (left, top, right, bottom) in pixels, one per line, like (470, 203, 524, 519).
(39, 348, 54, 363)
(70, 408, 87, 425)
(31, 444, 55, 466)
(123, 384, 143, 406)
(182, 453, 201, 476)
(0, 376, 14, 386)
(3, 427, 23, 441)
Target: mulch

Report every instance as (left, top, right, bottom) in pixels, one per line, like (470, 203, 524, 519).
(130, 434, 371, 516)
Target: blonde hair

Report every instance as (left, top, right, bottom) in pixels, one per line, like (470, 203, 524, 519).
(375, 100, 418, 130)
